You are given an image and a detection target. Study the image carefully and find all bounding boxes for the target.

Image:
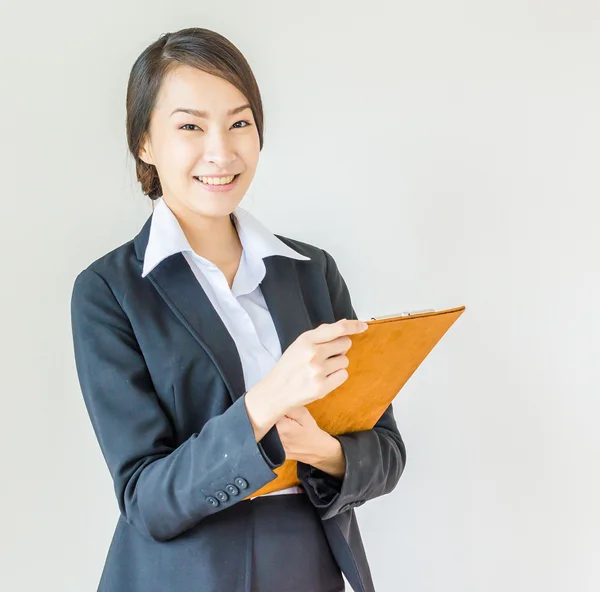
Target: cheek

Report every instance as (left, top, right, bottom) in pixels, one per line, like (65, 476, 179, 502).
(239, 133, 261, 167)
(170, 139, 199, 168)
(155, 134, 197, 172)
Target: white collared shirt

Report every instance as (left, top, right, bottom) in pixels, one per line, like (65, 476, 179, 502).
(142, 197, 311, 498)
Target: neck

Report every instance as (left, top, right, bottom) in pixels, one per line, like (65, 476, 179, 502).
(162, 197, 242, 265)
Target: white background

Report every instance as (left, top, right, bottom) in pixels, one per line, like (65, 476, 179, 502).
(1, 1, 599, 590)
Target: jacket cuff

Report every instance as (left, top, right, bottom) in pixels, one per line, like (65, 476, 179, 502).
(257, 424, 286, 469)
(296, 433, 348, 509)
(307, 433, 371, 520)
(196, 394, 285, 503)
(297, 462, 343, 506)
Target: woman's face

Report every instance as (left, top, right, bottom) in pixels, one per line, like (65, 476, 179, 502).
(139, 65, 260, 219)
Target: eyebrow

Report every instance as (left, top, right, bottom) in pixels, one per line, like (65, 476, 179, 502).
(170, 104, 252, 118)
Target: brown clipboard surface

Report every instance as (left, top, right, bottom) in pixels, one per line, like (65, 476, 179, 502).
(246, 305, 466, 498)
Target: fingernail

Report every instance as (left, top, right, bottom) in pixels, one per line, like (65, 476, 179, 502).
(361, 322, 369, 331)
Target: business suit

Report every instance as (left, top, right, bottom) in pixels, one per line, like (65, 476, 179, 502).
(70, 211, 407, 591)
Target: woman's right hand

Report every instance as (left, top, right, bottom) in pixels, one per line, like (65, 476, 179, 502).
(244, 319, 368, 441)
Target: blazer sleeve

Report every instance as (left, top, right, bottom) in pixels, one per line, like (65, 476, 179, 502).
(70, 268, 284, 542)
(296, 248, 407, 521)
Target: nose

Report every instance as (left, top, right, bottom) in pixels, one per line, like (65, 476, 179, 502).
(202, 128, 237, 169)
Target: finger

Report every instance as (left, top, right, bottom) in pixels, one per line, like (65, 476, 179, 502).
(315, 335, 354, 361)
(308, 319, 368, 344)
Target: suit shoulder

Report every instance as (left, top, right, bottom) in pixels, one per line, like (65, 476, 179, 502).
(73, 238, 139, 298)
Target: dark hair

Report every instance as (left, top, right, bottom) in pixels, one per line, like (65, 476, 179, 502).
(125, 28, 265, 201)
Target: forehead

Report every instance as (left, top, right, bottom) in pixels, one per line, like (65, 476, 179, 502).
(155, 65, 247, 113)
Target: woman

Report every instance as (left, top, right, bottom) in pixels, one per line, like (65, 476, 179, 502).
(70, 27, 407, 592)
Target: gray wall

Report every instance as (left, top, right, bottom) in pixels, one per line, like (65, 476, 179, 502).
(1, 1, 598, 590)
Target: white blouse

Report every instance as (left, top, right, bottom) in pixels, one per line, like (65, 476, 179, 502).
(142, 197, 311, 498)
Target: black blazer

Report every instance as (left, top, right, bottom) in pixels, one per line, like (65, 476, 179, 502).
(70, 212, 407, 592)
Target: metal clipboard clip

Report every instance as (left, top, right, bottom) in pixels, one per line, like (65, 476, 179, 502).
(369, 308, 435, 320)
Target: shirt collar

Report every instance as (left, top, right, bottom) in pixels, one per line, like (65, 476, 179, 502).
(141, 197, 310, 283)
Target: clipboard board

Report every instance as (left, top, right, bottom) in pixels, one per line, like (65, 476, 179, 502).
(246, 304, 466, 498)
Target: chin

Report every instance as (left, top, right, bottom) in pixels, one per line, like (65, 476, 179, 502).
(188, 195, 242, 217)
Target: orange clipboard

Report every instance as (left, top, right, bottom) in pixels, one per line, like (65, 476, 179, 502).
(246, 305, 466, 498)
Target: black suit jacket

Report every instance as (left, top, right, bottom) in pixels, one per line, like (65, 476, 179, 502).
(70, 212, 407, 592)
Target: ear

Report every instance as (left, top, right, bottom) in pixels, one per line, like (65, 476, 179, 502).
(138, 133, 154, 165)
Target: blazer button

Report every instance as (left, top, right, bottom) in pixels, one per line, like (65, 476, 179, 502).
(226, 484, 240, 496)
(206, 496, 220, 508)
(234, 477, 249, 490)
(215, 490, 229, 502)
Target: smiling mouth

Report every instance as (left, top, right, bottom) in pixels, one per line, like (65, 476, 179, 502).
(193, 174, 240, 185)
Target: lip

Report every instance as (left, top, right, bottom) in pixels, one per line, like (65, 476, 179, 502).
(194, 173, 239, 178)
(193, 173, 240, 192)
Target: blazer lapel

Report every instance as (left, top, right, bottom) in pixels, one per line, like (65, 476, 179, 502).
(133, 213, 314, 405)
(260, 255, 314, 354)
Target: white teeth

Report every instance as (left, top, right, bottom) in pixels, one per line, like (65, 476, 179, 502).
(197, 175, 236, 185)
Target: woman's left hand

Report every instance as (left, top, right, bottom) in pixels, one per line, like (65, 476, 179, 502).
(276, 407, 346, 478)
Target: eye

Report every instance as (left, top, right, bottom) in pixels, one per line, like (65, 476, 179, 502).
(179, 121, 252, 131)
